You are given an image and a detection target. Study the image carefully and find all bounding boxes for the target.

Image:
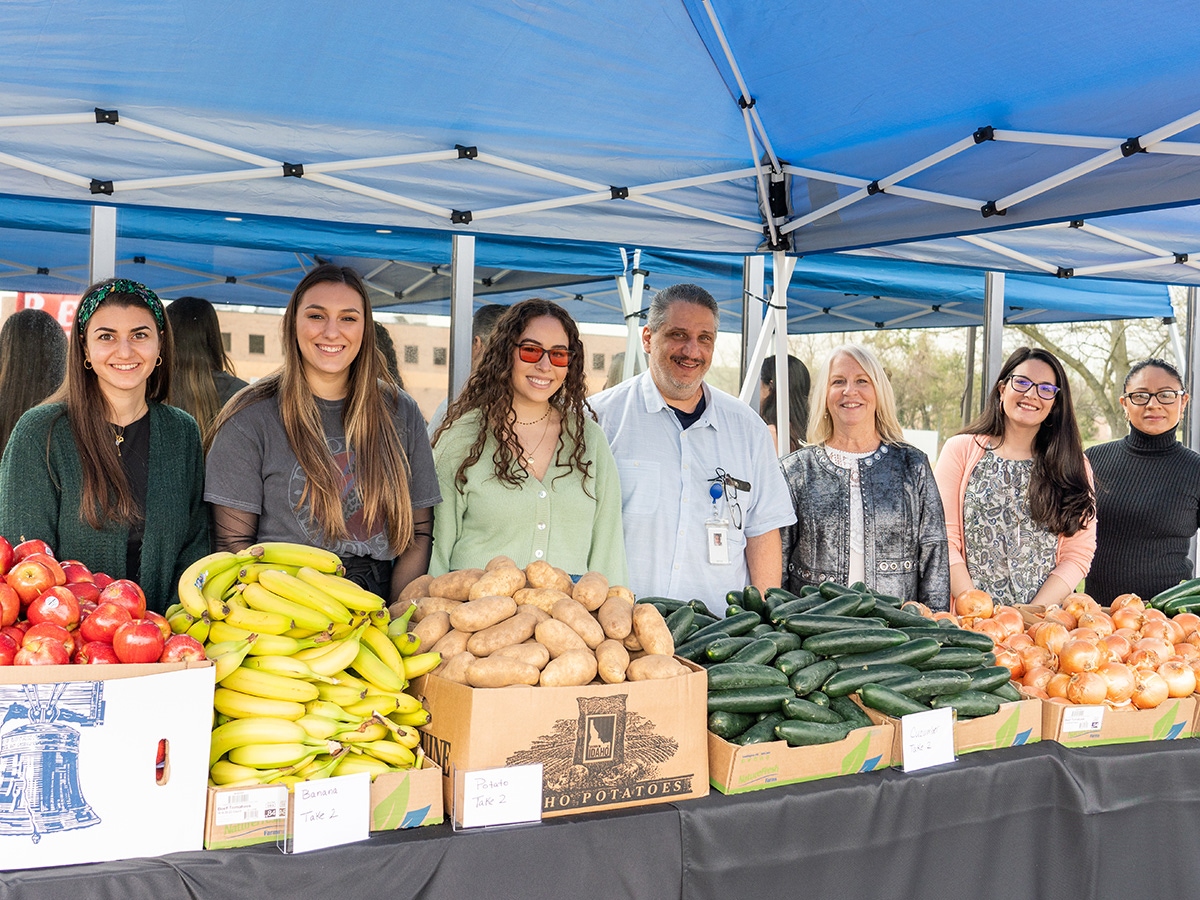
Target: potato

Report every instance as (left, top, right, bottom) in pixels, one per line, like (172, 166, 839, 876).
(466, 656, 541, 688)
(397, 573, 433, 604)
(434, 651, 476, 684)
(468, 566, 527, 600)
(551, 597, 605, 649)
(525, 560, 573, 594)
(493, 641, 551, 670)
(520, 604, 551, 624)
(596, 639, 630, 684)
(466, 611, 538, 656)
(597, 596, 634, 640)
(449, 595, 519, 633)
(485, 555, 518, 572)
(411, 610, 451, 648)
(387, 597, 416, 620)
(412, 596, 463, 623)
(430, 628, 471, 658)
(626, 654, 688, 681)
(606, 584, 636, 605)
(513, 586, 572, 614)
(622, 631, 644, 652)
(539, 649, 598, 687)
(428, 568, 485, 601)
(572, 572, 609, 612)
(534, 618, 589, 658)
(632, 604, 675, 656)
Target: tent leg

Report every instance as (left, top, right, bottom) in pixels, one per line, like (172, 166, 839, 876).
(448, 234, 475, 401)
(772, 252, 795, 456)
(962, 326, 977, 426)
(741, 255, 765, 385)
(1187, 287, 1200, 452)
(981, 271, 1005, 408)
(89, 206, 116, 284)
(617, 256, 647, 382)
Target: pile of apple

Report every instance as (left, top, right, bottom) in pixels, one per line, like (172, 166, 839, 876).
(0, 536, 205, 666)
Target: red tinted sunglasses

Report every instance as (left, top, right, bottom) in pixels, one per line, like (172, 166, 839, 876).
(516, 342, 573, 367)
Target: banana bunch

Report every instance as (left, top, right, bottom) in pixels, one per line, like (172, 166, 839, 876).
(174, 542, 441, 790)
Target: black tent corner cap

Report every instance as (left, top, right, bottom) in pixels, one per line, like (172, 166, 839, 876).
(94, 108, 119, 124)
(738, 95, 756, 109)
(133, 256, 146, 264)
(481, 277, 493, 287)
(867, 180, 882, 196)
(455, 144, 478, 160)
(225, 275, 237, 284)
(973, 125, 995, 143)
(1163, 315, 1176, 324)
(875, 322, 885, 329)
(89, 179, 114, 195)
(36, 266, 49, 275)
(574, 293, 584, 302)
(451, 210, 473, 224)
(980, 200, 1005, 217)
(931, 304, 941, 312)
(1120, 136, 1145, 157)
(1176, 253, 1189, 264)
(393, 290, 404, 300)
(1069, 220, 1084, 228)
(282, 162, 304, 178)
(822, 307, 831, 315)
(1056, 266, 1074, 278)
(632, 267, 649, 277)
(610, 186, 629, 200)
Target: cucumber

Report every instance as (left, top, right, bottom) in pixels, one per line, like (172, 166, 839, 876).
(750, 622, 776, 638)
(665, 605, 696, 645)
(1162, 594, 1200, 615)
(877, 668, 973, 698)
(733, 712, 786, 745)
(898, 627, 995, 652)
(760, 631, 804, 656)
(802, 627, 909, 658)
(689, 599, 718, 619)
(788, 659, 840, 695)
(929, 690, 1002, 718)
(913, 647, 991, 670)
(774, 720, 853, 747)
(833, 637, 942, 670)
(803, 594, 865, 618)
(870, 593, 904, 608)
(706, 662, 790, 691)
(688, 610, 763, 643)
(726, 604, 747, 617)
(871, 604, 934, 628)
(822, 663, 921, 697)
(768, 595, 828, 624)
(724, 589, 745, 607)
(783, 615, 888, 636)
(818, 581, 857, 599)
(806, 690, 830, 707)
(765, 587, 802, 605)
(708, 710, 755, 739)
(691, 613, 719, 629)
(705, 635, 756, 662)
(782, 696, 844, 724)
(729, 637, 780, 666)
(741, 585, 766, 618)
(858, 682, 931, 717)
(1150, 576, 1200, 609)
(707, 685, 794, 714)
(966, 666, 1016, 694)
(674, 631, 727, 661)
(828, 695, 875, 730)
(991, 682, 1022, 703)
(637, 596, 686, 611)
(773, 648, 819, 676)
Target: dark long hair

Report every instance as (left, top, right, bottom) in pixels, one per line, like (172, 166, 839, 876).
(961, 346, 1094, 536)
(211, 265, 414, 553)
(434, 299, 594, 493)
(0, 309, 66, 456)
(760, 354, 810, 453)
(166, 296, 236, 441)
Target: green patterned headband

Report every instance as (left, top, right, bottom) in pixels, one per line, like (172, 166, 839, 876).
(77, 279, 166, 331)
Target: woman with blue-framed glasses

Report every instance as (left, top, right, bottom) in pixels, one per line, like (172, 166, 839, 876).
(934, 347, 1096, 608)
(1085, 358, 1200, 605)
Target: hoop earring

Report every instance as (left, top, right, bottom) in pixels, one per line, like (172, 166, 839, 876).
(84, 359, 92, 370)
(155, 357, 162, 367)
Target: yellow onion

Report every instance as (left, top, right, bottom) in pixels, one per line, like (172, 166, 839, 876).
(953, 590, 993, 620)
(1097, 661, 1136, 704)
(1157, 660, 1197, 698)
(1110, 593, 1144, 612)
(1066, 672, 1107, 705)
(1131, 670, 1170, 709)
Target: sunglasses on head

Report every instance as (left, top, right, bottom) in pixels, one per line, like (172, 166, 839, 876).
(516, 342, 573, 367)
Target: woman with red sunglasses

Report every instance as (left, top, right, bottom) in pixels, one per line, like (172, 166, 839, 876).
(430, 299, 628, 583)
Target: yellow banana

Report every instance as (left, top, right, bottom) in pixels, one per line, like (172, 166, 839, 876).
(366, 607, 390, 626)
(237, 562, 301, 584)
(178, 551, 242, 617)
(224, 603, 295, 636)
(350, 643, 407, 693)
(361, 624, 407, 679)
(326, 622, 358, 641)
(316, 682, 368, 706)
(213, 687, 307, 721)
(345, 694, 398, 718)
(228, 743, 323, 770)
(165, 602, 186, 619)
(386, 602, 418, 637)
(296, 714, 345, 740)
(202, 562, 243, 612)
(388, 708, 431, 728)
(208, 622, 320, 656)
(207, 638, 256, 683)
(243, 655, 336, 682)
(248, 542, 343, 574)
(209, 716, 309, 767)
(296, 752, 346, 781)
(296, 567, 386, 613)
(332, 670, 372, 692)
(333, 753, 393, 779)
(333, 721, 389, 744)
(305, 699, 364, 724)
(304, 626, 367, 677)
(210, 759, 286, 786)
(242, 582, 334, 632)
(390, 632, 421, 656)
(357, 739, 416, 769)
(168, 609, 196, 634)
(258, 569, 353, 625)
(384, 723, 422, 750)
(186, 616, 211, 644)
(220, 665, 321, 703)
(402, 652, 442, 680)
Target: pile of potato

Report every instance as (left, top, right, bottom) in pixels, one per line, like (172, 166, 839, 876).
(393, 557, 689, 688)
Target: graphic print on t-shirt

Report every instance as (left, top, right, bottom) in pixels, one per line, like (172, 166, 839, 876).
(286, 436, 389, 560)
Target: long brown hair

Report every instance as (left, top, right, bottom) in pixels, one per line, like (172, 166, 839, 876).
(210, 265, 414, 552)
(434, 299, 594, 493)
(58, 279, 173, 528)
(961, 346, 1094, 536)
(0, 309, 67, 457)
(166, 296, 236, 441)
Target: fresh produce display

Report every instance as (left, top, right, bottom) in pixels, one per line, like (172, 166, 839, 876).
(687, 582, 1018, 746)
(403, 557, 687, 687)
(971, 589, 1200, 709)
(173, 543, 440, 789)
(0, 534, 173, 666)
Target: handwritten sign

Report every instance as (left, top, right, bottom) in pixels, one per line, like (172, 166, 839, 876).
(1061, 705, 1105, 733)
(901, 708, 955, 772)
(459, 764, 543, 828)
(290, 773, 370, 853)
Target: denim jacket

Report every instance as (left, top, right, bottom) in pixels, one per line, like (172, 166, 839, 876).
(780, 442, 951, 610)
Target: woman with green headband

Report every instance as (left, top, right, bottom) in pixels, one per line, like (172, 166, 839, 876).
(0, 278, 210, 615)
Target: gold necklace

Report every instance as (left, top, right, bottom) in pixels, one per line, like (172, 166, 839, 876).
(514, 406, 551, 426)
(520, 417, 553, 467)
(111, 404, 149, 457)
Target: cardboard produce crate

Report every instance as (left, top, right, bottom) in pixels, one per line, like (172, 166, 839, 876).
(1039, 695, 1195, 747)
(859, 696, 1041, 767)
(0, 660, 214, 869)
(203, 758, 444, 850)
(708, 722, 893, 794)
(413, 661, 709, 820)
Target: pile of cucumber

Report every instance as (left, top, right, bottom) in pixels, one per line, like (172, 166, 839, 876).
(1148, 576, 1200, 615)
(650, 582, 1020, 747)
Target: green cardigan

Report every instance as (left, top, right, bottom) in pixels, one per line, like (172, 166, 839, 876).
(0, 402, 211, 613)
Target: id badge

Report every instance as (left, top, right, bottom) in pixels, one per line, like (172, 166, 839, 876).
(706, 518, 730, 565)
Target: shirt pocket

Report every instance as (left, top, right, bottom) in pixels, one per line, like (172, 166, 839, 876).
(616, 460, 659, 516)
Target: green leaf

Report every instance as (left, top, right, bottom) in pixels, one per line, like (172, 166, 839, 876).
(1151, 702, 1180, 741)
(993, 709, 1018, 748)
(840, 734, 869, 775)
(371, 774, 411, 831)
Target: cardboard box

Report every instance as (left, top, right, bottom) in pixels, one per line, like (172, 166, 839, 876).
(708, 722, 893, 794)
(203, 757, 444, 850)
(0, 660, 214, 869)
(414, 661, 709, 820)
(1039, 694, 1196, 747)
(861, 697, 1041, 766)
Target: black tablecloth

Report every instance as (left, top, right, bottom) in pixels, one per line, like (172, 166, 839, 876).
(6, 740, 1200, 900)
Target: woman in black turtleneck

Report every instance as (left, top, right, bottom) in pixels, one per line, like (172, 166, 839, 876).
(1085, 358, 1200, 605)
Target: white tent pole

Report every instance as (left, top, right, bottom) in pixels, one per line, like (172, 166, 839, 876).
(617, 250, 647, 382)
(1187, 287, 1200, 451)
(741, 255, 765, 384)
(772, 252, 796, 456)
(1168, 317, 1185, 378)
(89, 206, 117, 284)
(739, 258, 793, 413)
(981, 271, 1006, 409)
(738, 310, 774, 408)
(448, 235, 475, 401)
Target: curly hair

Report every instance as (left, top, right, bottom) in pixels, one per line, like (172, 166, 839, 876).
(434, 299, 596, 493)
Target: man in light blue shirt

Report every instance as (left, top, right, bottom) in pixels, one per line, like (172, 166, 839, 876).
(591, 284, 796, 603)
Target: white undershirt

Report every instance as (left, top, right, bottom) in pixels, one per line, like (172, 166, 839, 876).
(825, 447, 876, 586)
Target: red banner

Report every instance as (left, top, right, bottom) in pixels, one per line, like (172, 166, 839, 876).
(16, 292, 80, 332)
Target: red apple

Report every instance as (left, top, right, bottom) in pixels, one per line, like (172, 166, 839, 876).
(14, 634, 70, 665)
(98, 580, 146, 619)
(93, 572, 114, 589)
(1, 624, 26, 646)
(27, 586, 82, 631)
(60, 560, 95, 585)
(21, 553, 65, 586)
(79, 602, 133, 644)
(159, 633, 206, 662)
(76, 641, 120, 664)
(0, 632, 17, 665)
(112, 620, 165, 664)
(12, 539, 53, 563)
(65, 581, 102, 605)
(143, 610, 172, 642)
(24, 621, 75, 657)
(0, 536, 13, 575)
(6, 559, 56, 605)
(0, 583, 18, 627)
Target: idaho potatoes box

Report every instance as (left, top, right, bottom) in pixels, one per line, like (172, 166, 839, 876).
(203, 758, 444, 849)
(1039, 695, 1196, 747)
(708, 722, 893, 794)
(413, 662, 709, 819)
(0, 660, 214, 869)
(861, 696, 1041, 765)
